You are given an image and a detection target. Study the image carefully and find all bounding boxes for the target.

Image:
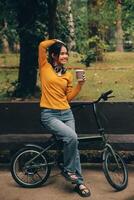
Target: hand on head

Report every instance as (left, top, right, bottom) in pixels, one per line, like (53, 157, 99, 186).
(55, 39, 66, 46)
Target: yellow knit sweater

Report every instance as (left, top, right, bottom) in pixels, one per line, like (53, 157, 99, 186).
(39, 39, 81, 109)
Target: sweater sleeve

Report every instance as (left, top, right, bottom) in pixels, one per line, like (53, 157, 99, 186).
(66, 74, 82, 102)
(38, 39, 56, 68)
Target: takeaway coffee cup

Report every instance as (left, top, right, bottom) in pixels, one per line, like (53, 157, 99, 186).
(75, 69, 85, 81)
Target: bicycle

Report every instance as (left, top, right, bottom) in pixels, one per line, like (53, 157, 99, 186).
(10, 90, 128, 191)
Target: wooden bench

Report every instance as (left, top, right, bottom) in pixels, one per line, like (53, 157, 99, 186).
(0, 101, 134, 152)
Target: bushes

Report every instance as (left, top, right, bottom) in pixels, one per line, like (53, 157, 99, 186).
(82, 36, 108, 67)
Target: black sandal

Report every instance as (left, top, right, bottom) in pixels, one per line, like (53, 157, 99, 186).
(74, 184, 91, 197)
(61, 170, 78, 183)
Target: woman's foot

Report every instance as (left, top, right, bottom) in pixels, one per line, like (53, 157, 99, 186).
(74, 184, 91, 197)
(61, 170, 78, 184)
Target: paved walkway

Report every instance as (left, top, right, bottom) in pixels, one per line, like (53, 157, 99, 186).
(0, 164, 134, 200)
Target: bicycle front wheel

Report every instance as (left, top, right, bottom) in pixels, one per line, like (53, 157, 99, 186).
(103, 151, 128, 191)
(11, 147, 51, 188)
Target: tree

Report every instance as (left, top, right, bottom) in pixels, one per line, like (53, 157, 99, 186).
(10, 0, 58, 98)
(115, 0, 124, 51)
(87, 0, 98, 37)
(11, 0, 39, 97)
(84, 0, 108, 65)
(122, 0, 134, 51)
(66, 0, 76, 50)
(0, 0, 11, 53)
(1, 20, 10, 53)
(72, 0, 88, 53)
(46, 0, 58, 38)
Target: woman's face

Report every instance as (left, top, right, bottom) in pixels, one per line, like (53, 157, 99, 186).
(56, 46, 69, 65)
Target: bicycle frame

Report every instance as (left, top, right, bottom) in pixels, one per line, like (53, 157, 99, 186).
(25, 137, 58, 167)
(92, 102, 121, 166)
(92, 102, 108, 143)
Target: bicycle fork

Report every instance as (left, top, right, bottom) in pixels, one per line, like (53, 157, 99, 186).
(103, 143, 121, 168)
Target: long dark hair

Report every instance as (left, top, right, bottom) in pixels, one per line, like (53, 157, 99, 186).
(48, 42, 68, 65)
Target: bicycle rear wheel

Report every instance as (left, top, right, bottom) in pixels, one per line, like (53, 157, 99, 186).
(11, 147, 51, 188)
(103, 151, 128, 191)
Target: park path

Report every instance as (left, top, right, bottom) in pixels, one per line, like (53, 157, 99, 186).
(0, 164, 134, 200)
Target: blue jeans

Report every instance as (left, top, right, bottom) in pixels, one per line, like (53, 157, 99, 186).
(41, 108, 84, 185)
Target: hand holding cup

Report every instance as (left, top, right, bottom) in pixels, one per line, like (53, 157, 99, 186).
(75, 69, 86, 85)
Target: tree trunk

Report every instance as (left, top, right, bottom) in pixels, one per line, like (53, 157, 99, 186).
(13, 42, 20, 53)
(14, 0, 39, 97)
(66, 0, 76, 51)
(1, 37, 10, 53)
(87, 0, 99, 37)
(46, 0, 58, 38)
(17, 33, 38, 97)
(115, 0, 124, 52)
(1, 19, 10, 53)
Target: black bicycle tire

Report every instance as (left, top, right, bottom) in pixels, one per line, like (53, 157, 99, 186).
(103, 151, 128, 191)
(10, 146, 51, 188)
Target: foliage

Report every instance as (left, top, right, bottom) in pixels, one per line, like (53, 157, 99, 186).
(55, 0, 69, 42)
(0, 0, 134, 53)
(87, 0, 116, 48)
(0, 0, 18, 52)
(82, 36, 108, 67)
(72, 2, 88, 53)
(122, 0, 134, 51)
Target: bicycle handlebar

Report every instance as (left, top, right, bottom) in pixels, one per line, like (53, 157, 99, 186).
(71, 90, 114, 109)
(96, 90, 113, 103)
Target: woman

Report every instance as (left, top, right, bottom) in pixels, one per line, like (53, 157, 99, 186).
(39, 39, 91, 197)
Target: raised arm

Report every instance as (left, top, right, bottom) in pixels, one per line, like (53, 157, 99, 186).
(38, 39, 56, 67)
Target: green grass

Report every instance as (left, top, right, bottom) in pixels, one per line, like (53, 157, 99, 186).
(0, 52, 134, 101)
(72, 68, 134, 101)
(0, 53, 19, 67)
(68, 52, 134, 101)
(91, 52, 134, 69)
(0, 69, 18, 100)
